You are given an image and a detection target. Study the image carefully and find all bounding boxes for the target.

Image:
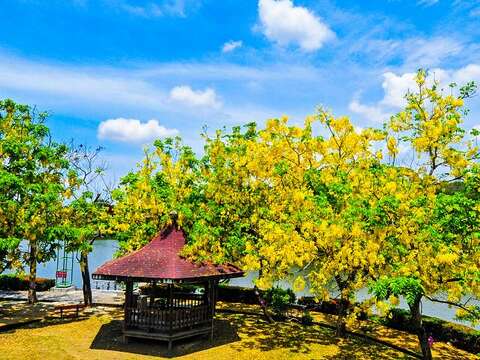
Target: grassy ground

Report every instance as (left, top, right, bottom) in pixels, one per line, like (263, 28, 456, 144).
(0, 313, 412, 360)
(217, 302, 478, 359)
(0, 301, 476, 359)
(0, 301, 53, 327)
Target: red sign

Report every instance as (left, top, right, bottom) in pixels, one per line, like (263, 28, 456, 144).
(56, 271, 67, 279)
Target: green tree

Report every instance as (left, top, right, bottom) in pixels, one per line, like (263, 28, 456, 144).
(0, 99, 70, 303)
(64, 144, 111, 305)
(304, 110, 398, 337)
(371, 70, 480, 360)
(109, 137, 201, 254)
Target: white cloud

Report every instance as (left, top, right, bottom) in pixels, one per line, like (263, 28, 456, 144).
(0, 53, 169, 111)
(139, 62, 321, 81)
(417, 0, 439, 6)
(0, 51, 328, 122)
(222, 40, 243, 53)
(258, 0, 334, 52)
(351, 36, 469, 71)
(380, 71, 417, 108)
(349, 99, 390, 123)
(449, 64, 480, 84)
(350, 64, 480, 123)
(114, 0, 200, 17)
(381, 65, 480, 109)
(120, 3, 163, 17)
(403, 37, 464, 68)
(98, 118, 178, 143)
(159, 0, 190, 16)
(169, 85, 221, 108)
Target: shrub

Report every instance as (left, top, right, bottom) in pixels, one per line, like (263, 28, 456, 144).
(301, 310, 314, 325)
(297, 296, 318, 307)
(0, 274, 55, 291)
(298, 296, 351, 315)
(264, 286, 296, 317)
(382, 308, 480, 354)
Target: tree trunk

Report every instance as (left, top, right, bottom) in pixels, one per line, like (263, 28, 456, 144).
(255, 266, 274, 323)
(335, 296, 348, 337)
(28, 241, 38, 304)
(254, 285, 274, 323)
(409, 296, 432, 360)
(334, 276, 349, 337)
(79, 250, 92, 306)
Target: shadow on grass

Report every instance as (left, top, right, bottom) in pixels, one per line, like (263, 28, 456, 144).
(1, 301, 473, 359)
(0, 301, 53, 325)
(90, 312, 421, 359)
(0, 301, 125, 334)
(90, 318, 241, 358)
(226, 313, 418, 359)
(0, 301, 92, 334)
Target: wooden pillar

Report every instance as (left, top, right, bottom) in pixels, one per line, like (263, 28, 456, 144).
(124, 279, 134, 319)
(203, 280, 210, 338)
(123, 279, 133, 343)
(204, 280, 210, 307)
(213, 280, 218, 315)
(209, 279, 216, 341)
(150, 281, 156, 307)
(168, 283, 173, 351)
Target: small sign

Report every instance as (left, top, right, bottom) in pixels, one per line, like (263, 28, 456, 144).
(56, 271, 67, 279)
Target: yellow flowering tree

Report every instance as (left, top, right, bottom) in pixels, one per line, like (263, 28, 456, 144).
(109, 137, 201, 254)
(184, 115, 399, 334)
(304, 110, 401, 336)
(108, 71, 479, 357)
(182, 121, 319, 319)
(371, 70, 480, 360)
(186, 121, 316, 273)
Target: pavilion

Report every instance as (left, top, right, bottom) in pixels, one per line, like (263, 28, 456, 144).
(92, 223, 244, 349)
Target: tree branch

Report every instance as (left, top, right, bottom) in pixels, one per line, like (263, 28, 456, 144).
(425, 295, 478, 316)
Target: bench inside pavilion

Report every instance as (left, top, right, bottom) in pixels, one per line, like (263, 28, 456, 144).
(92, 224, 244, 349)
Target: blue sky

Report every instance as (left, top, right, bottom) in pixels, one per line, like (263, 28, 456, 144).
(1, 0, 479, 180)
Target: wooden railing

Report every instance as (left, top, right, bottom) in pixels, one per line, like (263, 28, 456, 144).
(171, 294, 204, 309)
(126, 305, 210, 331)
(126, 307, 169, 329)
(125, 294, 211, 332)
(170, 304, 210, 330)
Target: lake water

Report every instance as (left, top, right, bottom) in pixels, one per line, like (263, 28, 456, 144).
(32, 240, 479, 329)
(36, 239, 120, 290)
(35, 240, 255, 290)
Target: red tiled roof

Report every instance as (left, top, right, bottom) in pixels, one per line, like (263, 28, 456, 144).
(92, 226, 244, 282)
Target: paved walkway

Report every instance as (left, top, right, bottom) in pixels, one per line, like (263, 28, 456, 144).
(0, 289, 124, 329)
(0, 301, 123, 330)
(0, 289, 124, 305)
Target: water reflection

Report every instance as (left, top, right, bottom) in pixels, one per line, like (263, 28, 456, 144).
(36, 240, 119, 289)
